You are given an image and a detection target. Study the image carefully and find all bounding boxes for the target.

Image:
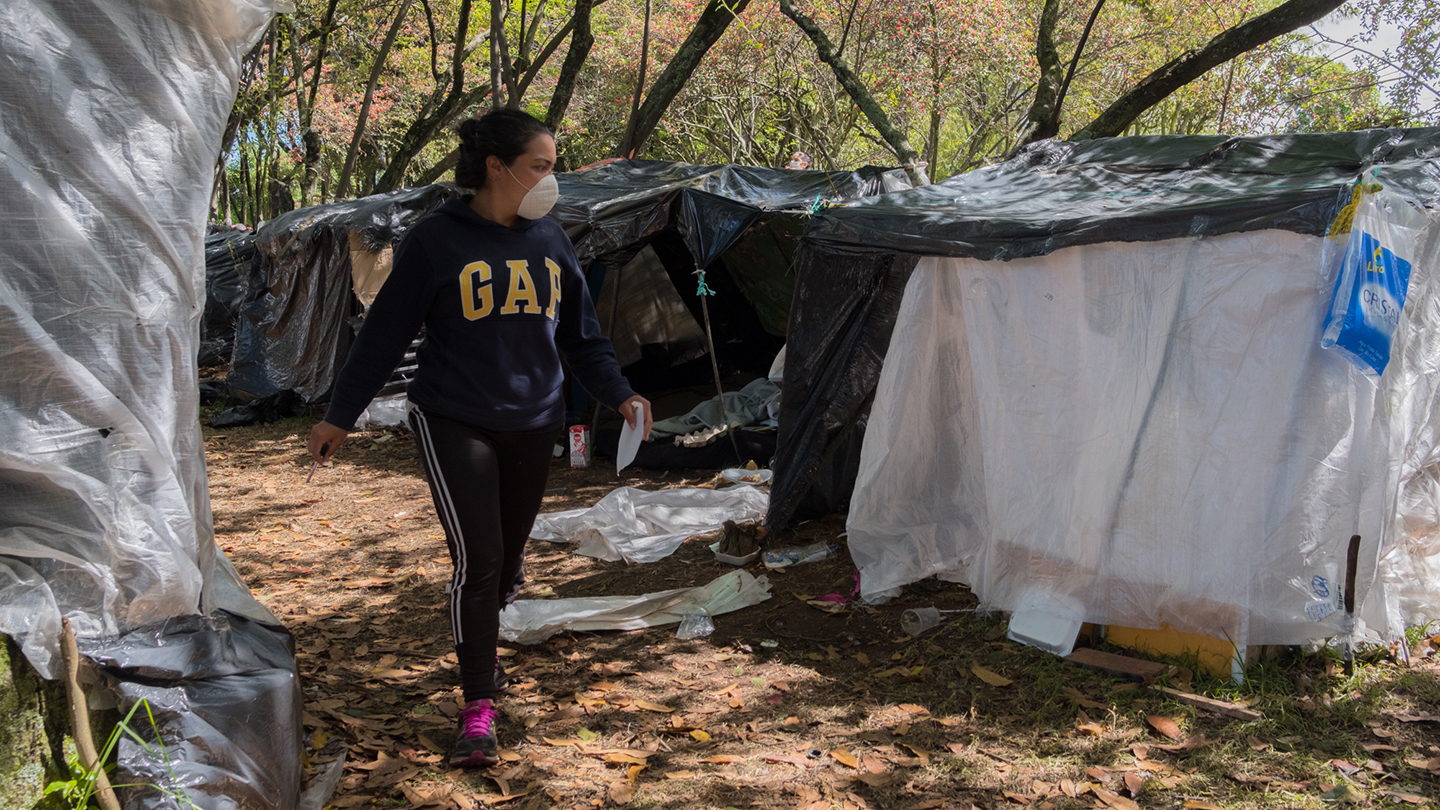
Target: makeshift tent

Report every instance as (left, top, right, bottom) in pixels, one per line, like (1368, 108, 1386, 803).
(769, 130, 1440, 660)
(0, 2, 300, 808)
(228, 185, 456, 404)
(201, 226, 256, 367)
(228, 162, 906, 455)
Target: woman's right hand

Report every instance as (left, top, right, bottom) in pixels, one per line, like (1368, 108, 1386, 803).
(308, 421, 350, 465)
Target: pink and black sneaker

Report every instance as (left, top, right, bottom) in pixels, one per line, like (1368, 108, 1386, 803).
(449, 698, 499, 768)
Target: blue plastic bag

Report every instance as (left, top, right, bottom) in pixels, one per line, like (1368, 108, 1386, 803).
(1320, 189, 1427, 377)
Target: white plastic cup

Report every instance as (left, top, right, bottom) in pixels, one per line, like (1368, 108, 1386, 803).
(901, 607, 942, 636)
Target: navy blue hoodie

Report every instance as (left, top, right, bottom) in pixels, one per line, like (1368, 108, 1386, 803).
(323, 197, 636, 432)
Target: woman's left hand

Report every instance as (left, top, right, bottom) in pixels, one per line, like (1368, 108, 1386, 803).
(618, 395, 653, 441)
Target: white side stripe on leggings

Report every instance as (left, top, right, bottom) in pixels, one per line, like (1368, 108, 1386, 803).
(409, 404, 469, 645)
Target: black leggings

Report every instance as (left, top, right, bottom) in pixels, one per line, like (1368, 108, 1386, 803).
(408, 405, 560, 702)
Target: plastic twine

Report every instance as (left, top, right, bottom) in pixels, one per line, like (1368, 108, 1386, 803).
(695, 270, 715, 296)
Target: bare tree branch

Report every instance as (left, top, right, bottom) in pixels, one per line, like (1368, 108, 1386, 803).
(779, 0, 925, 184)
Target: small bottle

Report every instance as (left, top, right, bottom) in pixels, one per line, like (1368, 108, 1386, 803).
(761, 542, 838, 569)
(676, 607, 714, 639)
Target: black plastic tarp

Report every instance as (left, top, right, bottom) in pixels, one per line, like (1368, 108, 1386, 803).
(227, 185, 459, 403)
(805, 130, 1440, 261)
(766, 128, 1440, 532)
(553, 159, 903, 270)
(201, 226, 256, 367)
(83, 612, 302, 810)
(226, 161, 903, 410)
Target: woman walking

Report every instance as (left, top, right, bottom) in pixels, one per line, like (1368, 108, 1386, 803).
(307, 109, 650, 768)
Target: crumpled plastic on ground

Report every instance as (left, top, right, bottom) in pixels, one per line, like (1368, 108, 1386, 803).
(650, 378, 782, 438)
(531, 486, 769, 563)
(498, 569, 771, 645)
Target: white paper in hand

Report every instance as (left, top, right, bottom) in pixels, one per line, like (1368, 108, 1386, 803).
(617, 403, 643, 473)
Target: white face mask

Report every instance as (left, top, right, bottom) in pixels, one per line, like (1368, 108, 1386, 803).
(507, 165, 558, 219)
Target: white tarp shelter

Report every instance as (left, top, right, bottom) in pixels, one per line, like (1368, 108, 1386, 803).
(770, 131, 1440, 665)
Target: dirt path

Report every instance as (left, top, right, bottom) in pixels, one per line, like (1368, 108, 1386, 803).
(207, 419, 1440, 810)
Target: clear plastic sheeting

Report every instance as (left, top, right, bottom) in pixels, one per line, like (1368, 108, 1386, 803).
(531, 486, 769, 564)
(0, 1, 293, 808)
(499, 569, 772, 645)
(848, 224, 1440, 647)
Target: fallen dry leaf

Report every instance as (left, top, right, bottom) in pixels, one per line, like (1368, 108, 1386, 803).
(633, 700, 674, 713)
(1146, 715, 1183, 740)
(759, 752, 812, 768)
(857, 772, 893, 787)
(1062, 686, 1107, 710)
(1152, 734, 1209, 752)
(1181, 802, 1224, 810)
(901, 744, 931, 766)
(831, 749, 860, 768)
(1375, 789, 1432, 805)
(608, 782, 635, 805)
(698, 755, 744, 764)
(1093, 786, 1140, 810)
(972, 665, 1013, 687)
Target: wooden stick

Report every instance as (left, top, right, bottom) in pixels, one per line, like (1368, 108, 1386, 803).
(60, 617, 122, 810)
(1344, 533, 1361, 677)
(1151, 685, 1262, 721)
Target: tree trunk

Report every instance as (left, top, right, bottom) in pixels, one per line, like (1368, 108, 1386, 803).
(373, 0, 490, 193)
(1071, 0, 1349, 140)
(373, 84, 491, 192)
(417, 146, 463, 185)
(491, 0, 504, 109)
(613, 0, 753, 160)
(0, 634, 69, 810)
(544, 0, 595, 135)
(926, 107, 941, 179)
(1015, 0, 1064, 146)
(616, 0, 653, 156)
(779, 0, 925, 185)
(300, 0, 341, 205)
(338, 0, 416, 199)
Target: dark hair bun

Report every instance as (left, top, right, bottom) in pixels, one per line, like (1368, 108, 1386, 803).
(454, 110, 552, 189)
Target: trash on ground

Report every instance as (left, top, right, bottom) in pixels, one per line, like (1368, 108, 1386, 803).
(762, 541, 838, 569)
(676, 607, 714, 639)
(713, 519, 765, 565)
(499, 569, 771, 645)
(531, 485, 768, 564)
(721, 468, 773, 485)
